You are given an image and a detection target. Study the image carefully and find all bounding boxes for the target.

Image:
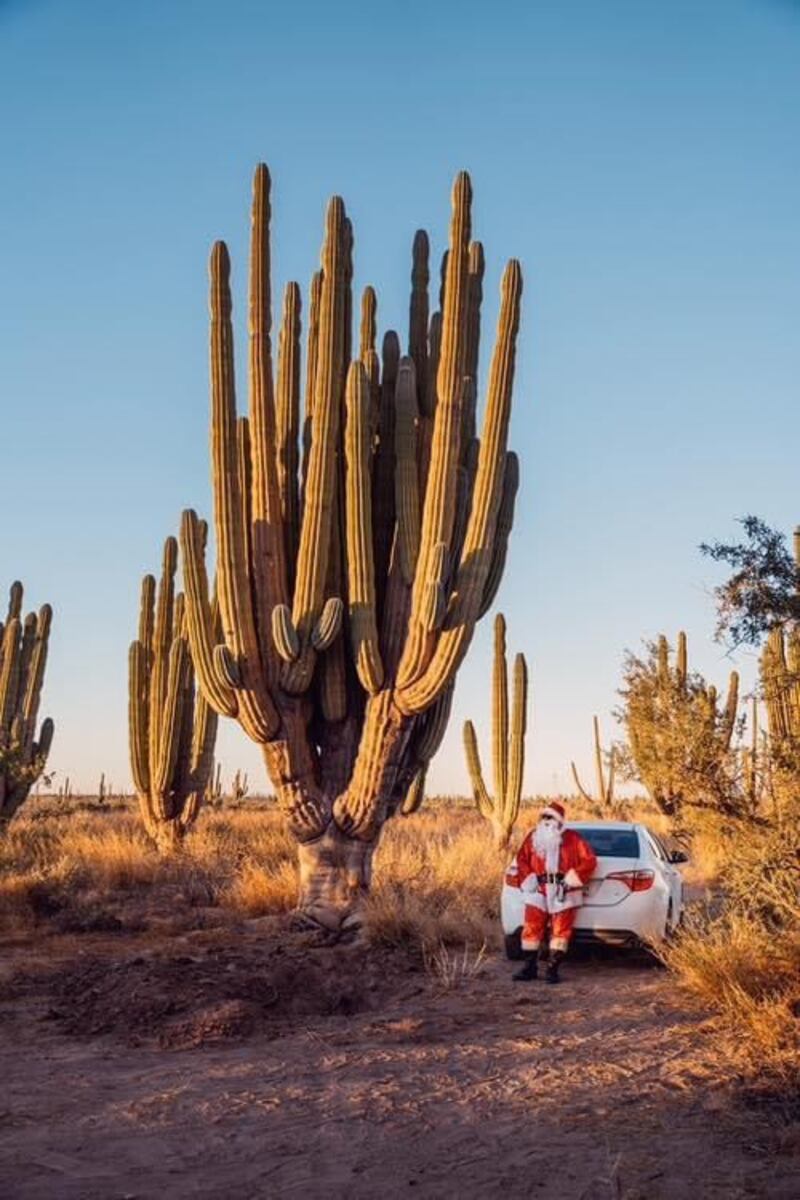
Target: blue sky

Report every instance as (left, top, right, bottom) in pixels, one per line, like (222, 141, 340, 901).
(1, 0, 798, 796)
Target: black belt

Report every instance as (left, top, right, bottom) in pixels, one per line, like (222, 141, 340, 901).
(537, 873, 564, 884)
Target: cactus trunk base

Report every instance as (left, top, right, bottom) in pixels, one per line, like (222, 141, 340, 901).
(296, 824, 375, 933)
(154, 819, 185, 855)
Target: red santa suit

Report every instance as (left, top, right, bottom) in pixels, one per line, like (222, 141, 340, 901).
(506, 806, 597, 953)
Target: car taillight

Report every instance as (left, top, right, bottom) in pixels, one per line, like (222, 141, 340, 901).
(606, 869, 655, 892)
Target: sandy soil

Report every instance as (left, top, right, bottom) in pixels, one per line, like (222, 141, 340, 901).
(0, 924, 798, 1200)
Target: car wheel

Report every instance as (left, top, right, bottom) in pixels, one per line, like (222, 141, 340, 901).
(505, 928, 523, 961)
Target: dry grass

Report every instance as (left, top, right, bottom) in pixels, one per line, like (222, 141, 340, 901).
(4, 791, 796, 1103)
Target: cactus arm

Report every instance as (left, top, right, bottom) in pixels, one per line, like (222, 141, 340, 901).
(397, 173, 472, 691)
(409, 231, 429, 404)
(479, 451, 519, 618)
(284, 197, 347, 694)
(148, 538, 177, 776)
(401, 767, 426, 816)
(570, 761, 594, 803)
(397, 259, 522, 714)
(372, 330, 399, 614)
(394, 358, 421, 586)
(0, 618, 22, 735)
(300, 269, 323, 500)
(463, 719, 493, 821)
(605, 745, 616, 808)
(179, 509, 238, 717)
(464, 242, 484, 387)
(6, 582, 22, 622)
(720, 670, 739, 749)
(210, 242, 279, 742)
(359, 285, 376, 359)
(152, 637, 187, 806)
(247, 164, 290, 679)
(128, 640, 151, 799)
(593, 715, 606, 806)
(17, 605, 50, 757)
(492, 614, 509, 807)
(676, 631, 688, 692)
(344, 361, 384, 694)
(504, 652, 527, 838)
(276, 281, 302, 573)
(272, 604, 300, 662)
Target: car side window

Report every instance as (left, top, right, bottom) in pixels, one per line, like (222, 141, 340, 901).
(644, 832, 665, 861)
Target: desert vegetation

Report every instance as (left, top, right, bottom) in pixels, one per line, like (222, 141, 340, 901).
(0, 167, 797, 1194)
(0, 581, 54, 832)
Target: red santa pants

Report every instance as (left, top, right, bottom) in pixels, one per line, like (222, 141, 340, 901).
(522, 904, 577, 954)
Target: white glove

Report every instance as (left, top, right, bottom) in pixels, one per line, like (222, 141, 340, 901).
(564, 868, 583, 889)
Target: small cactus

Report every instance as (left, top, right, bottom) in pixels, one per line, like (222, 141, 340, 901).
(571, 716, 619, 815)
(129, 537, 218, 851)
(0, 582, 54, 829)
(232, 769, 249, 803)
(463, 614, 528, 848)
(204, 760, 223, 806)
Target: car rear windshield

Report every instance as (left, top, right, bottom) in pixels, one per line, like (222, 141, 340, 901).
(571, 827, 640, 858)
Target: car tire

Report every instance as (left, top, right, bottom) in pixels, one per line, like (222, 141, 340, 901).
(505, 927, 524, 961)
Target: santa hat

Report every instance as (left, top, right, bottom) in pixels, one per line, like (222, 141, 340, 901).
(540, 801, 566, 825)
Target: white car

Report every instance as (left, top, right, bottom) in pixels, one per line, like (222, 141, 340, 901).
(501, 821, 687, 958)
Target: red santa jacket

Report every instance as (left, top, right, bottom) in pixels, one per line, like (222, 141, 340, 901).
(506, 828, 598, 913)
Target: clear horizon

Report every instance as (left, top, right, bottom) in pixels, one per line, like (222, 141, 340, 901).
(2, 0, 798, 796)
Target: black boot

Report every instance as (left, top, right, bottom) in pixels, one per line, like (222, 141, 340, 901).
(512, 952, 538, 982)
(545, 950, 565, 985)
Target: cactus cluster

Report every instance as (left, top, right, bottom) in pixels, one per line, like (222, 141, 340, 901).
(624, 631, 739, 816)
(179, 165, 522, 926)
(571, 716, 618, 814)
(760, 623, 800, 822)
(463, 614, 528, 848)
(0, 582, 54, 829)
(128, 537, 218, 851)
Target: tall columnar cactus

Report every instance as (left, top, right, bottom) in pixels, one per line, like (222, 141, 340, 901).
(180, 165, 522, 930)
(462, 614, 528, 848)
(129, 538, 218, 851)
(571, 716, 618, 814)
(623, 631, 739, 816)
(0, 582, 54, 830)
(760, 623, 800, 825)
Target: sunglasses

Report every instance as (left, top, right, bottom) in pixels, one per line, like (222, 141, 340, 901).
(541, 815, 556, 823)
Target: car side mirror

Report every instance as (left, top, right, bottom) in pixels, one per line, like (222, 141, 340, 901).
(668, 849, 689, 864)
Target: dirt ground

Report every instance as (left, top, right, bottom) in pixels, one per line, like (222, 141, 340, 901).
(0, 921, 798, 1200)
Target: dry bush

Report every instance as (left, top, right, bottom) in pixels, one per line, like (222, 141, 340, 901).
(423, 940, 488, 991)
(664, 810, 800, 1100)
(364, 809, 506, 953)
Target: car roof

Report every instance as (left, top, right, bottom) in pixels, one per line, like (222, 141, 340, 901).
(566, 820, 640, 831)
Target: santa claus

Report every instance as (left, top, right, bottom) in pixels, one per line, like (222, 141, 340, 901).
(505, 801, 597, 983)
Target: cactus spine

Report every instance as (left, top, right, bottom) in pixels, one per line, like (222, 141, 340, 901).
(463, 614, 528, 848)
(0, 582, 54, 829)
(571, 716, 617, 814)
(129, 538, 218, 851)
(180, 167, 523, 929)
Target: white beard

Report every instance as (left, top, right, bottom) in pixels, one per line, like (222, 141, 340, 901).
(533, 820, 562, 873)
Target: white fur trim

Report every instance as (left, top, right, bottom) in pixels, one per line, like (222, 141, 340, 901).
(541, 806, 565, 824)
(564, 868, 583, 888)
(550, 937, 569, 952)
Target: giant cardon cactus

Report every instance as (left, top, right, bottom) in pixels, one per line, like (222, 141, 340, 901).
(0, 581, 54, 829)
(463, 613, 528, 848)
(180, 165, 522, 930)
(129, 537, 218, 851)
